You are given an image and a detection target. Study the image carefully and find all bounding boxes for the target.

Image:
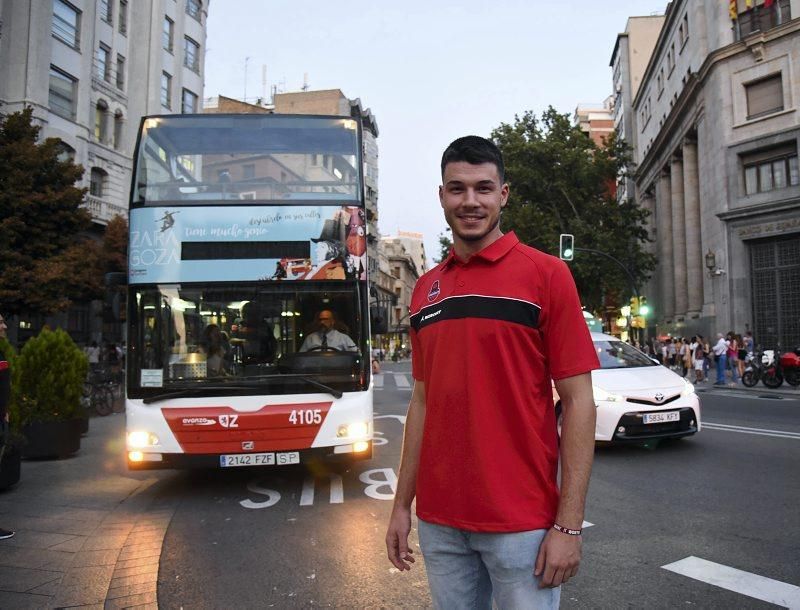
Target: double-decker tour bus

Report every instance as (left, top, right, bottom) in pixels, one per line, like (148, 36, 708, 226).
(125, 114, 373, 469)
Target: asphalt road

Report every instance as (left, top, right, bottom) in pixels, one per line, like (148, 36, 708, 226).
(153, 362, 800, 608)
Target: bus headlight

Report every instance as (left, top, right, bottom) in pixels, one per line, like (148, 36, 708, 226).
(128, 430, 159, 448)
(337, 422, 369, 439)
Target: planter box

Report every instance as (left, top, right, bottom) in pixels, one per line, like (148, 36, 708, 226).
(0, 446, 21, 489)
(21, 419, 82, 459)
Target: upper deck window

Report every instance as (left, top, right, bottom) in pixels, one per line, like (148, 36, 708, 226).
(132, 115, 362, 206)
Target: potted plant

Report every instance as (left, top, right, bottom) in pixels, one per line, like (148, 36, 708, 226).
(0, 336, 22, 489)
(16, 328, 88, 459)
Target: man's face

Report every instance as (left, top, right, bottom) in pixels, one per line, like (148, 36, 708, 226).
(0, 315, 6, 339)
(439, 161, 508, 249)
(318, 311, 335, 331)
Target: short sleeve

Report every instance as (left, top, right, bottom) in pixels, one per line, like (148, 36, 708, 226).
(542, 260, 599, 380)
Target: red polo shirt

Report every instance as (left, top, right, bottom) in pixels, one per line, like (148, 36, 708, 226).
(409, 231, 598, 532)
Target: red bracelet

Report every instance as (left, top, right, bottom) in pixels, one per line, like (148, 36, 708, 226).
(552, 523, 582, 536)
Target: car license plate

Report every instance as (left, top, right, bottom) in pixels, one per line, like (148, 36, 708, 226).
(643, 411, 680, 424)
(219, 452, 300, 468)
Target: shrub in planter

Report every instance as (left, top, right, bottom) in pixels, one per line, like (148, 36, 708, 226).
(0, 336, 22, 488)
(16, 328, 88, 459)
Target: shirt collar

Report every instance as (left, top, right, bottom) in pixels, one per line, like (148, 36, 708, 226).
(444, 231, 520, 266)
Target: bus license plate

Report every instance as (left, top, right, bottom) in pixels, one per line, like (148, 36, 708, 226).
(643, 411, 680, 424)
(219, 452, 300, 468)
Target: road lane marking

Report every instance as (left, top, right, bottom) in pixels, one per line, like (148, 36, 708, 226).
(662, 556, 800, 608)
(394, 374, 411, 388)
(702, 421, 800, 440)
(373, 374, 384, 388)
(374, 414, 407, 425)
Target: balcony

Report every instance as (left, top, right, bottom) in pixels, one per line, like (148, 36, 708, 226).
(83, 195, 128, 225)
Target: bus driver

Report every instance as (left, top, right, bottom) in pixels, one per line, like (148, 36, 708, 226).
(300, 310, 357, 352)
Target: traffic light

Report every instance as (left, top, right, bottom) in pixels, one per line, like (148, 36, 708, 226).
(630, 296, 640, 316)
(559, 234, 574, 261)
(639, 296, 650, 317)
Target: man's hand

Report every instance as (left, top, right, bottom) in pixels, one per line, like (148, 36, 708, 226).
(385, 505, 415, 571)
(534, 528, 582, 588)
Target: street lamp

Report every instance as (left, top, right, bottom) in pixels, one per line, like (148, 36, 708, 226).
(705, 249, 726, 277)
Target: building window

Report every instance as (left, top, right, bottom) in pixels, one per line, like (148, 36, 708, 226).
(163, 16, 174, 52)
(118, 0, 127, 34)
(96, 44, 111, 81)
(56, 141, 75, 162)
(161, 72, 172, 108)
(667, 43, 675, 74)
(186, 0, 202, 22)
(738, 0, 792, 38)
(113, 111, 124, 149)
(181, 88, 197, 113)
(48, 66, 77, 119)
(679, 14, 689, 48)
(52, 0, 81, 48)
(243, 164, 255, 179)
(115, 54, 125, 89)
(99, 0, 112, 24)
(90, 168, 106, 197)
(745, 74, 783, 120)
(95, 100, 109, 142)
(657, 69, 664, 96)
(743, 147, 798, 195)
(184, 36, 200, 72)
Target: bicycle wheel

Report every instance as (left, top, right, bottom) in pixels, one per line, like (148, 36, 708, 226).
(92, 386, 114, 416)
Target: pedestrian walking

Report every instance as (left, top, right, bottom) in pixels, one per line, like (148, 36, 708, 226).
(726, 332, 740, 385)
(0, 313, 15, 540)
(385, 136, 599, 608)
(712, 333, 728, 385)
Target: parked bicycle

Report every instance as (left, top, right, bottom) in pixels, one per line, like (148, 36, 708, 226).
(82, 367, 121, 416)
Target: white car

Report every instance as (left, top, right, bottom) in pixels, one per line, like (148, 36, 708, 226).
(554, 332, 701, 442)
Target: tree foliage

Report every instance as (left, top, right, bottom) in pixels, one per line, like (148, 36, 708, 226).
(492, 107, 655, 311)
(435, 228, 453, 264)
(0, 107, 104, 315)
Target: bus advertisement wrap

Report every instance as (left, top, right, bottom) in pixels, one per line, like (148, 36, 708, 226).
(129, 204, 367, 284)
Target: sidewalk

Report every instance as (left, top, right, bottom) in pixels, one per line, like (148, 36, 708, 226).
(0, 414, 174, 609)
(693, 378, 800, 399)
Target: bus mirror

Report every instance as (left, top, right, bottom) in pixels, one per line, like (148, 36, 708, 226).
(370, 306, 388, 335)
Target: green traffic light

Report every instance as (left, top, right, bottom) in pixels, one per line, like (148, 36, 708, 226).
(563, 248, 573, 258)
(640, 304, 650, 316)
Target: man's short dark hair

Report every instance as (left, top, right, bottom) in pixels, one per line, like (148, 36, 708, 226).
(440, 136, 505, 182)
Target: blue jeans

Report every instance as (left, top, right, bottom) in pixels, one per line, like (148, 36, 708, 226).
(715, 353, 727, 384)
(418, 519, 560, 609)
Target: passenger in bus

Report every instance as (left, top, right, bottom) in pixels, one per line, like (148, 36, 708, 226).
(300, 310, 357, 352)
(200, 324, 228, 376)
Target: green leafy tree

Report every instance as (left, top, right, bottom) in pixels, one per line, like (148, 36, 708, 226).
(0, 107, 102, 316)
(435, 228, 453, 264)
(492, 107, 655, 311)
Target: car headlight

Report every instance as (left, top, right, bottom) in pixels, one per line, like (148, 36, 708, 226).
(593, 386, 623, 402)
(681, 379, 695, 396)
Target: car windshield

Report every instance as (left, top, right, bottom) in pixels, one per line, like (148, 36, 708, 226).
(594, 340, 658, 369)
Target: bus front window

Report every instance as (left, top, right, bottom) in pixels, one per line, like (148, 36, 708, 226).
(129, 283, 366, 397)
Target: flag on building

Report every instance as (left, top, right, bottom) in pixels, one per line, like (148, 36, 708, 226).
(745, 0, 753, 8)
(764, 0, 775, 7)
(729, 0, 738, 19)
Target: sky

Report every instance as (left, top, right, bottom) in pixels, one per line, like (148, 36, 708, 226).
(204, 0, 668, 267)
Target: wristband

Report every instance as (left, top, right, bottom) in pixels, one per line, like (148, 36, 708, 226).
(552, 523, 582, 536)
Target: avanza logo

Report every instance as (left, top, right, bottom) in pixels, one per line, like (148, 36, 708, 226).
(182, 417, 216, 426)
(427, 280, 441, 302)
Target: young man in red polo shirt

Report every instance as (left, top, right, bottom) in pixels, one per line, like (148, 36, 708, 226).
(385, 136, 599, 608)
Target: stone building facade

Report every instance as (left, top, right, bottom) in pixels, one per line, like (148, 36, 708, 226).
(632, 0, 799, 349)
(0, 0, 209, 343)
(379, 235, 423, 356)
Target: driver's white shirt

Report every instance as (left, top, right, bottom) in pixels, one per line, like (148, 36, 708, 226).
(300, 329, 357, 352)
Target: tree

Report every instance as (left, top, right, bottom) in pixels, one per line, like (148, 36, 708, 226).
(435, 228, 453, 264)
(102, 214, 128, 274)
(492, 107, 655, 311)
(0, 107, 101, 316)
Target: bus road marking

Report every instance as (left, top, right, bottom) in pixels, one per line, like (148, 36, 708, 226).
(373, 374, 384, 388)
(393, 374, 411, 388)
(662, 556, 800, 607)
(702, 421, 800, 440)
(374, 414, 407, 426)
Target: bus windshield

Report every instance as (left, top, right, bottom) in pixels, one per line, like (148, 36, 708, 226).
(133, 114, 361, 205)
(128, 281, 367, 398)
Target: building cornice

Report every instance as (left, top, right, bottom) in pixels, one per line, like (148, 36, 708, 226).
(635, 17, 800, 189)
(716, 195, 800, 221)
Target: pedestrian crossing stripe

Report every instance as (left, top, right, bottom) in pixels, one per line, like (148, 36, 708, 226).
(373, 373, 412, 390)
